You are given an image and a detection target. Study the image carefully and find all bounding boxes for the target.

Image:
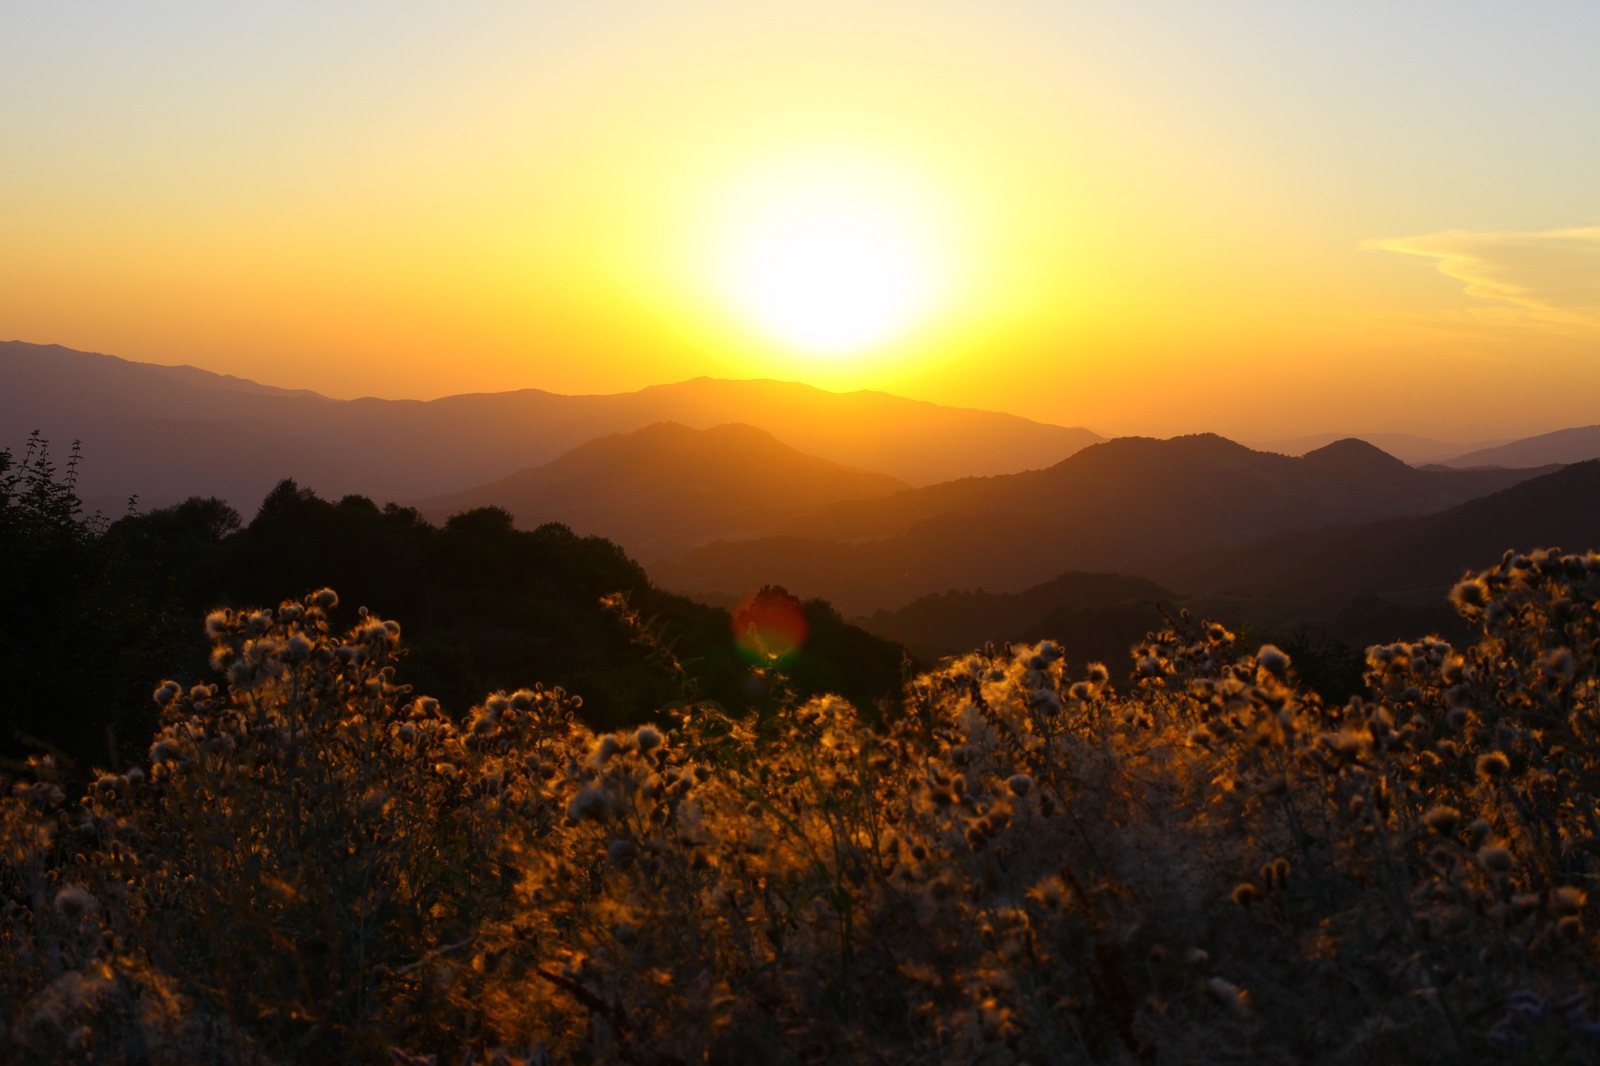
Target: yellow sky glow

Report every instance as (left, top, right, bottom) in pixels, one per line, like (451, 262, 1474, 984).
(1, 2, 1597, 440)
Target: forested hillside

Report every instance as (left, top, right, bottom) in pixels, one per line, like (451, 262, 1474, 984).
(0, 436, 906, 777)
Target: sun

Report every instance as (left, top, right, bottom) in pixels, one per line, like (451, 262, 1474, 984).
(705, 156, 951, 358)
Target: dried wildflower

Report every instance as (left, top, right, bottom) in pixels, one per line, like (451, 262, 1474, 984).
(152, 679, 181, 704)
(1477, 751, 1511, 780)
(1452, 576, 1484, 611)
(568, 785, 614, 823)
(1026, 876, 1068, 911)
(1423, 806, 1461, 836)
(1260, 858, 1290, 890)
(1552, 886, 1587, 914)
(1478, 844, 1515, 873)
(1203, 977, 1251, 1016)
(1540, 648, 1577, 684)
(1255, 644, 1289, 678)
(635, 725, 663, 753)
(54, 884, 96, 920)
(1030, 640, 1063, 665)
(592, 735, 622, 766)
(1006, 773, 1033, 797)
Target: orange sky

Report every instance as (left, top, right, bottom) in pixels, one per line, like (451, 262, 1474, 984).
(3, 2, 1597, 441)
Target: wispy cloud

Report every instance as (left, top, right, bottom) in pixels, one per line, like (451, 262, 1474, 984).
(1374, 226, 1600, 334)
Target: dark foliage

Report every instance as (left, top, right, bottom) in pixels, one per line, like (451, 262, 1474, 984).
(1, 447, 908, 776)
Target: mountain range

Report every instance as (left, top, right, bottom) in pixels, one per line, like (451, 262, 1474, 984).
(1435, 425, 1600, 470)
(646, 435, 1556, 613)
(8, 338, 1599, 663)
(1157, 460, 1600, 599)
(0, 341, 1101, 514)
(1245, 431, 1509, 466)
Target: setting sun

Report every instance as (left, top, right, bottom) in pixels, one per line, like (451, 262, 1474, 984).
(704, 155, 952, 357)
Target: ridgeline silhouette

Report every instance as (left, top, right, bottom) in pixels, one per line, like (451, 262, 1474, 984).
(0, 440, 906, 776)
(0, 340, 1101, 514)
(649, 434, 1556, 614)
(413, 422, 909, 562)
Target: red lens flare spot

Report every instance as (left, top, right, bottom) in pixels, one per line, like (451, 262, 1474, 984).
(732, 586, 809, 664)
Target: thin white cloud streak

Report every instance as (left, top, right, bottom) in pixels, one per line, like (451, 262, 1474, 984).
(1374, 225, 1600, 334)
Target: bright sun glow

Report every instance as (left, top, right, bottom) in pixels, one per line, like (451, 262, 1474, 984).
(706, 156, 952, 358)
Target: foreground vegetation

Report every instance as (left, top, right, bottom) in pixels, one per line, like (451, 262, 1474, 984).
(3, 536, 1599, 1063)
(7, 435, 1600, 1062)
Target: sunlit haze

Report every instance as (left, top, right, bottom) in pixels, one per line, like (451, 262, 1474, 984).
(705, 153, 954, 359)
(3, 1, 1597, 440)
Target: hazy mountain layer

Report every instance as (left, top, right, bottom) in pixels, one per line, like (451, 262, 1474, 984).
(1157, 460, 1600, 599)
(413, 422, 909, 562)
(1247, 431, 1507, 465)
(650, 435, 1555, 613)
(0, 341, 1100, 514)
(1438, 424, 1600, 469)
(859, 570, 1173, 661)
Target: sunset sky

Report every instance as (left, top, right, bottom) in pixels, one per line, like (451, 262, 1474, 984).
(3, 1, 1597, 440)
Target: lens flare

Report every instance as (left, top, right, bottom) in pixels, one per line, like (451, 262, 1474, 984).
(732, 586, 809, 664)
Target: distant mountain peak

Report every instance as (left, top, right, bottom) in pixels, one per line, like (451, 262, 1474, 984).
(412, 420, 910, 562)
(1059, 432, 1257, 471)
(1299, 437, 1412, 472)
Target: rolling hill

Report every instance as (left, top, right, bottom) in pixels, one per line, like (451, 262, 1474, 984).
(413, 422, 909, 562)
(1156, 460, 1600, 599)
(1246, 431, 1507, 465)
(649, 435, 1555, 613)
(859, 570, 1174, 661)
(1438, 424, 1600, 469)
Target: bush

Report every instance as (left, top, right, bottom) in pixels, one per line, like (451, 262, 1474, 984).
(3, 546, 1599, 1063)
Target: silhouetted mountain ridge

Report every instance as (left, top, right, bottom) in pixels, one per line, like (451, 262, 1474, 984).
(650, 433, 1556, 613)
(1157, 461, 1600, 599)
(860, 570, 1174, 662)
(1247, 431, 1509, 465)
(1440, 425, 1600, 470)
(413, 422, 909, 561)
(0, 340, 1101, 512)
